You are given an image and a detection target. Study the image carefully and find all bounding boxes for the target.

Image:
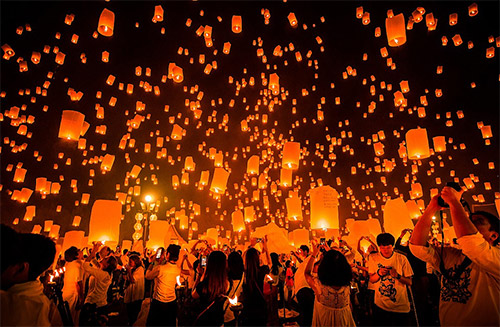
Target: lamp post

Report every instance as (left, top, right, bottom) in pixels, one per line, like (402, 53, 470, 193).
(133, 194, 159, 243)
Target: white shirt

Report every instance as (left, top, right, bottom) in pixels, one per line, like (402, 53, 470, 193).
(1, 280, 59, 326)
(294, 255, 311, 295)
(124, 266, 145, 303)
(410, 233, 500, 326)
(368, 251, 413, 313)
(83, 261, 112, 308)
(62, 260, 83, 295)
(146, 262, 181, 303)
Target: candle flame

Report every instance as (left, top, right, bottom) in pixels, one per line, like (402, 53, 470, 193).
(229, 295, 238, 305)
(266, 274, 273, 282)
(176, 275, 182, 286)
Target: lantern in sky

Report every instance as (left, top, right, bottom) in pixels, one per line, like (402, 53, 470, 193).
(383, 198, 414, 238)
(280, 168, 292, 187)
(88, 200, 121, 243)
(58, 110, 85, 141)
(282, 141, 300, 169)
(98, 9, 115, 37)
(286, 196, 303, 221)
(172, 66, 184, 83)
(309, 185, 339, 229)
(405, 128, 430, 159)
(433, 136, 446, 152)
(62, 230, 85, 253)
(385, 13, 406, 47)
(154, 5, 164, 22)
(148, 220, 169, 249)
(288, 13, 298, 27)
(231, 210, 245, 232)
(14, 167, 27, 183)
(171, 124, 183, 140)
(49, 224, 60, 239)
(210, 168, 229, 194)
(232, 15, 242, 33)
(247, 155, 259, 175)
(291, 229, 309, 247)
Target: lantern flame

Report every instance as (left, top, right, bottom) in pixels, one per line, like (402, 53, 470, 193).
(176, 275, 182, 286)
(229, 295, 238, 306)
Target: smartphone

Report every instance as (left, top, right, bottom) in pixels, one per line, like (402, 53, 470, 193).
(201, 255, 207, 267)
(256, 238, 262, 243)
(156, 248, 163, 259)
(320, 237, 326, 245)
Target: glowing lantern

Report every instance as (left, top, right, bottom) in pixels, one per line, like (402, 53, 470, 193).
(383, 197, 414, 238)
(72, 216, 81, 227)
(282, 142, 300, 169)
(62, 231, 85, 253)
(185, 156, 195, 171)
(286, 196, 303, 221)
(406, 200, 421, 219)
(32, 225, 42, 234)
(288, 13, 298, 27)
(244, 206, 255, 223)
(14, 168, 27, 182)
(210, 168, 229, 194)
(269, 73, 279, 95)
(292, 229, 309, 247)
(468, 3, 478, 16)
(98, 9, 115, 37)
(362, 12, 370, 25)
(147, 220, 169, 249)
(385, 13, 406, 47)
(49, 225, 60, 239)
(232, 15, 242, 33)
(24, 206, 36, 221)
(486, 47, 495, 58)
(247, 155, 260, 175)
(410, 183, 423, 199)
(309, 186, 339, 229)
(399, 80, 409, 93)
(433, 136, 446, 152)
(55, 52, 66, 65)
(58, 110, 85, 141)
(373, 142, 385, 156)
(481, 125, 492, 139)
(173, 66, 184, 83)
(231, 210, 245, 232)
(171, 124, 183, 140)
(280, 168, 292, 187)
(88, 200, 122, 243)
(130, 165, 142, 178)
(101, 154, 115, 171)
(452, 34, 463, 46)
(44, 220, 53, 232)
(405, 128, 430, 159)
(449, 13, 458, 25)
(154, 5, 164, 22)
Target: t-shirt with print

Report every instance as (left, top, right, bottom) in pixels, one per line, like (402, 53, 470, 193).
(368, 251, 413, 313)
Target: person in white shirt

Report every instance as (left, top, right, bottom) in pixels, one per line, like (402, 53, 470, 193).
(368, 233, 413, 326)
(124, 254, 145, 325)
(145, 244, 190, 326)
(0, 226, 61, 326)
(292, 245, 315, 327)
(410, 186, 500, 326)
(62, 246, 84, 326)
(80, 242, 117, 326)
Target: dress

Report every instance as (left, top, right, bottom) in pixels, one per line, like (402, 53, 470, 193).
(311, 278, 356, 327)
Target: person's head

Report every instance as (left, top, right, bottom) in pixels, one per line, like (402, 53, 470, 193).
(227, 251, 244, 281)
(470, 211, 499, 246)
(204, 251, 228, 300)
(64, 246, 80, 262)
(128, 254, 142, 270)
(299, 245, 310, 257)
(318, 250, 352, 287)
(123, 249, 129, 256)
(100, 255, 117, 274)
(245, 247, 261, 291)
(270, 252, 280, 274)
(166, 244, 180, 262)
(376, 233, 395, 258)
(98, 245, 111, 260)
(285, 260, 291, 269)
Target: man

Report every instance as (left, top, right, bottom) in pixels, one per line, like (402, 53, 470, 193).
(292, 245, 314, 327)
(410, 186, 500, 326)
(368, 233, 413, 326)
(62, 246, 84, 326)
(145, 244, 190, 326)
(1, 226, 61, 326)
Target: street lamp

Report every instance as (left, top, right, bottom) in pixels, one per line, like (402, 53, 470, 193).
(133, 194, 159, 243)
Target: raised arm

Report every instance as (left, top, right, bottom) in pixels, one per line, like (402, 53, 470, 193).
(440, 186, 477, 238)
(410, 195, 441, 246)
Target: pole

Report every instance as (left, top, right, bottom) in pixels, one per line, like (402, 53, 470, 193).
(408, 286, 419, 327)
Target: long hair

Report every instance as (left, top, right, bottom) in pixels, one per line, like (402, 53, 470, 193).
(317, 250, 352, 287)
(203, 251, 228, 301)
(244, 248, 261, 293)
(128, 254, 142, 272)
(227, 251, 244, 281)
(270, 252, 281, 275)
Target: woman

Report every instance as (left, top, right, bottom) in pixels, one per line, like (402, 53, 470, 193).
(240, 247, 269, 326)
(305, 242, 356, 327)
(123, 254, 145, 325)
(192, 251, 229, 326)
(224, 251, 245, 326)
(266, 252, 282, 326)
(62, 246, 84, 326)
(80, 242, 117, 326)
(285, 260, 294, 306)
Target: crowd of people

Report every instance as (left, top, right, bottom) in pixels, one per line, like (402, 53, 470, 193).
(1, 185, 499, 326)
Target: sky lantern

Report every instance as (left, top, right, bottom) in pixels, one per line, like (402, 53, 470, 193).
(88, 199, 122, 243)
(385, 13, 406, 46)
(231, 210, 245, 232)
(406, 128, 430, 159)
(185, 156, 195, 171)
(433, 136, 446, 152)
(288, 12, 298, 27)
(58, 110, 85, 141)
(373, 142, 385, 156)
(72, 216, 81, 227)
(244, 206, 255, 223)
(406, 200, 421, 219)
(43, 220, 53, 232)
(31, 225, 42, 234)
(383, 197, 414, 238)
(468, 3, 478, 16)
(147, 220, 169, 249)
(129, 165, 142, 178)
(49, 224, 60, 239)
(24, 205, 36, 221)
(247, 155, 260, 175)
(98, 9, 115, 37)
(481, 125, 492, 138)
(61, 230, 85, 253)
(269, 73, 279, 95)
(173, 65, 184, 83)
(153, 5, 164, 22)
(286, 196, 302, 221)
(210, 168, 229, 194)
(101, 154, 115, 171)
(362, 12, 370, 25)
(282, 141, 300, 169)
(291, 228, 309, 247)
(309, 185, 339, 229)
(232, 15, 242, 33)
(410, 182, 423, 199)
(280, 168, 292, 187)
(171, 124, 183, 140)
(13, 167, 27, 183)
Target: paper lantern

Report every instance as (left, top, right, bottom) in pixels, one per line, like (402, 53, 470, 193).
(210, 168, 229, 194)
(405, 128, 430, 159)
(98, 9, 115, 37)
(231, 210, 245, 232)
(32, 225, 42, 234)
(58, 110, 85, 141)
(62, 230, 85, 253)
(72, 216, 81, 227)
(288, 13, 298, 27)
(185, 156, 195, 171)
(247, 155, 260, 175)
(468, 3, 478, 16)
(286, 196, 303, 221)
(373, 142, 385, 156)
(173, 66, 184, 83)
(269, 73, 279, 95)
(171, 124, 183, 140)
(410, 183, 423, 199)
(130, 165, 142, 178)
(383, 198, 414, 238)
(362, 12, 370, 25)
(244, 206, 255, 223)
(309, 185, 339, 229)
(280, 168, 292, 187)
(206, 228, 219, 247)
(282, 141, 300, 169)
(406, 200, 421, 219)
(232, 15, 242, 33)
(24, 206, 36, 221)
(88, 200, 121, 243)
(31, 52, 41, 64)
(13, 167, 27, 182)
(147, 220, 169, 249)
(481, 125, 492, 139)
(433, 136, 446, 152)
(101, 154, 115, 171)
(49, 225, 60, 239)
(154, 5, 164, 22)
(43, 220, 53, 232)
(292, 229, 309, 247)
(385, 13, 406, 47)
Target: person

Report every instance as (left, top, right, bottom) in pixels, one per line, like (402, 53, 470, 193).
(240, 246, 269, 326)
(224, 251, 245, 326)
(0, 227, 61, 326)
(123, 254, 145, 325)
(145, 244, 190, 326)
(410, 187, 500, 326)
(292, 245, 315, 327)
(80, 242, 117, 326)
(265, 252, 282, 326)
(305, 241, 356, 327)
(368, 233, 413, 326)
(62, 246, 84, 326)
(284, 260, 294, 306)
(192, 250, 229, 326)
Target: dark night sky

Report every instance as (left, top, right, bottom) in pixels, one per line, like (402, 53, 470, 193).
(1, 0, 499, 244)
